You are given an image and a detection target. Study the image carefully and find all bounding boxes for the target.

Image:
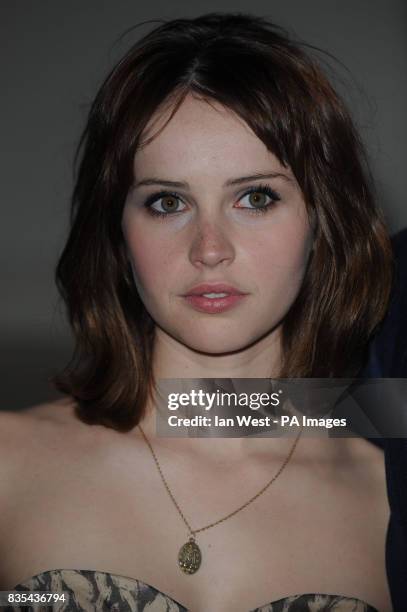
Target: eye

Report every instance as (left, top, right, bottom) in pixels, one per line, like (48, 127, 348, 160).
(143, 191, 187, 217)
(236, 184, 281, 214)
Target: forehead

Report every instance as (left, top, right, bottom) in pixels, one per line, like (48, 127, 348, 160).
(133, 94, 288, 179)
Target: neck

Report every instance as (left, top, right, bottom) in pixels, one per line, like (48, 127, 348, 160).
(136, 326, 355, 466)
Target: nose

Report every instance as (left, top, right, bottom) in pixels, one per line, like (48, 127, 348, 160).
(188, 217, 235, 269)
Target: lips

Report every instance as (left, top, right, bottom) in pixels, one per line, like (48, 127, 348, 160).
(182, 283, 248, 314)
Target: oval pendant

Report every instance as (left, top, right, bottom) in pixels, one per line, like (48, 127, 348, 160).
(178, 537, 202, 574)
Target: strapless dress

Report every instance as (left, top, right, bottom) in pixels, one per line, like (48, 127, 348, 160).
(5, 568, 380, 611)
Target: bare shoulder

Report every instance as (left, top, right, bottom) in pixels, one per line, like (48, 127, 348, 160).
(1, 396, 109, 438)
(0, 398, 108, 491)
(344, 437, 389, 508)
(0, 397, 86, 450)
(352, 437, 386, 476)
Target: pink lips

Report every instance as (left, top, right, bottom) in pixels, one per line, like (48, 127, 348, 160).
(182, 283, 248, 314)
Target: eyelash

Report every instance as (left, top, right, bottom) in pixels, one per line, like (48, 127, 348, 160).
(142, 183, 281, 219)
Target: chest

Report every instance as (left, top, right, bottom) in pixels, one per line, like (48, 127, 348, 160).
(2, 440, 391, 612)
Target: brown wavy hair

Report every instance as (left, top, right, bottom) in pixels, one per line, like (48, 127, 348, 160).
(52, 13, 393, 431)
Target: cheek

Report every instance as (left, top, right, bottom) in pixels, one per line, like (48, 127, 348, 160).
(124, 227, 179, 293)
(247, 221, 312, 288)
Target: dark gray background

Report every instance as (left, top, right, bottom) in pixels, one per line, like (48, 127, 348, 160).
(1, 0, 406, 410)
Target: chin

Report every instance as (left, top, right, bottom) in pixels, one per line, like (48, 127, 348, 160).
(172, 329, 266, 356)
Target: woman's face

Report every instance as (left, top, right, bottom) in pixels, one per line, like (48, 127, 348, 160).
(122, 94, 313, 355)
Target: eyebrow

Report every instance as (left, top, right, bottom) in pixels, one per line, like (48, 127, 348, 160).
(132, 172, 293, 189)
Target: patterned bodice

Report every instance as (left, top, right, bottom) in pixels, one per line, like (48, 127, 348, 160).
(6, 568, 379, 611)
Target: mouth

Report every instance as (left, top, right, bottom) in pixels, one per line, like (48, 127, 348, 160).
(182, 283, 248, 314)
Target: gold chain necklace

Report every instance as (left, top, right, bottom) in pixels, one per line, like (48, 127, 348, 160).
(138, 424, 302, 574)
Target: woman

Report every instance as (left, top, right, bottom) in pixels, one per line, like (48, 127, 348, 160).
(0, 13, 394, 612)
